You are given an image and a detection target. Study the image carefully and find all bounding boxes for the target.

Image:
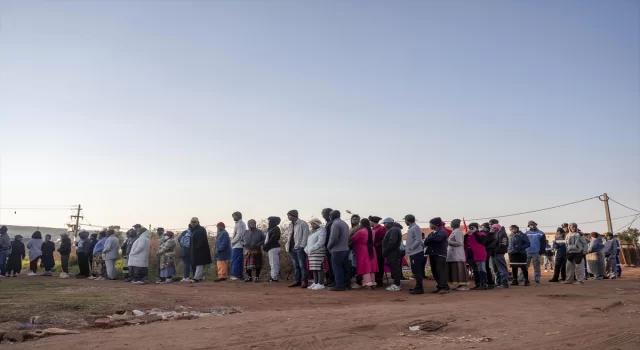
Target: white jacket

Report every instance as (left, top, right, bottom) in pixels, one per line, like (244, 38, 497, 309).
(128, 231, 151, 267)
(231, 220, 246, 249)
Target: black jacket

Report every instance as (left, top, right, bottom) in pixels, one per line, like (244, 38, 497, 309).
(263, 216, 282, 252)
(9, 241, 25, 259)
(58, 238, 72, 255)
(41, 241, 56, 259)
(424, 228, 448, 257)
(495, 227, 509, 255)
(190, 225, 212, 266)
(382, 223, 402, 257)
(484, 231, 498, 256)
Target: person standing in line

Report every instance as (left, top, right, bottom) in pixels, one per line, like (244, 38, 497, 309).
(190, 217, 212, 283)
(243, 219, 265, 282)
(348, 214, 362, 288)
(214, 222, 231, 282)
(102, 229, 120, 280)
(327, 210, 350, 292)
(508, 225, 531, 286)
(425, 217, 450, 294)
(492, 224, 510, 288)
(563, 223, 588, 285)
(369, 216, 387, 288)
(482, 223, 497, 289)
(154, 227, 165, 284)
(91, 231, 107, 281)
(321, 208, 334, 287)
(306, 218, 327, 290)
(351, 218, 379, 289)
(122, 229, 139, 282)
(26, 231, 43, 276)
(286, 210, 311, 288)
(382, 218, 403, 292)
(7, 235, 25, 277)
(519, 221, 545, 286)
(543, 242, 554, 273)
(603, 232, 617, 279)
(128, 225, 151, 284)
(586, 232, 605, 280)
(0, 226, 10, 278)
(230, 212, 246, 281)
(466, 223, 487, 290)
(177, 228, 192, 282)
(157, 231, 177, 283)
(75, 231, 91, 278)
(404, 215, 425, 295)
(549, 227, 567, 282)
(40, 234, 56, 276)
(447, 219, 469, 291)
(57, 233, 72, 278)
(88, 233, 98, 278)
(263, 216, 282, 283)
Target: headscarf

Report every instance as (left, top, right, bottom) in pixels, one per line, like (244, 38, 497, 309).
(360, 218, 374, 258)
(216, 222, 226, 229)
(267, 216, 281, 231)
(165, 231, 175, 237)
(491, 224, 502, 232)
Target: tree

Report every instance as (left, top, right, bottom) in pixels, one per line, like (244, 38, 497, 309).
(617, 227, 639, 245)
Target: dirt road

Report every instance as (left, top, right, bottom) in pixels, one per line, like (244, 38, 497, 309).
(6, 270, 640, 350)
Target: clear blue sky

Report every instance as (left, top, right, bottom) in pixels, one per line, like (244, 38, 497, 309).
(0, 1, 638, 232)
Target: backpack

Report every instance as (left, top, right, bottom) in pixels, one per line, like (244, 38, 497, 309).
(179, 231, 191, 248)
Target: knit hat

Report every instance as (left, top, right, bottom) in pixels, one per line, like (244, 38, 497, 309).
(309, 218, 323, 227)
(216, 222, 226, 228)
(382, 217, 394, 224)
(491, 224, 502, 231)
(528, 220, 537, 226)
(429, 217, 443, 227)
(287, 210, 299, 218)
(368, 216, 382, 224)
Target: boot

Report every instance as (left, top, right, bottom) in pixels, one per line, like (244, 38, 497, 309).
(478, 272, 488, 290)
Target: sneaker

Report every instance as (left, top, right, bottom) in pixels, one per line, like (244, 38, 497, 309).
(456, 285, 470, 291)
(534, 281, 540, 286)
(164, 279, 173, 284)
(156, 279, 164, 284)
(438, 289, 450, 294)
(180, 278, 190, 283)
(307, 283, 317, 289)
(244, 277, 252, 282)
(562, 280, 574, 284)
(573, 281, 584, 285)
(95, 277, 105, 281)
(28, 272, 37, 276)
(87, 276, 96, 280)
(230, 277, 239, 281)
(190, 279, 201, 283)
(268, 278, 278, 283)
(313, 284, 325, 290)
(350, 283, 362, 290)
(410, 289, 424, 295)
(214, 278, 226, 282)
(132, 280, 145, 284)
(386, 284, 401, 292)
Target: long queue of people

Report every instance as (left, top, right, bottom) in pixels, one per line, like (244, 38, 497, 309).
(0, 211, 623, 295)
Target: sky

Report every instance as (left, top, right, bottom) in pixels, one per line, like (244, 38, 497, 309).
(0, 1, 639, 233)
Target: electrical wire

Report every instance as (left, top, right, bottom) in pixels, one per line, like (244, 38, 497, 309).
(538, 214, 640, 228)
(608, 197, 640, 213)
(0, 207, 76, 211)
(463, 196, 600, 221)
(613, 213, 640, 233)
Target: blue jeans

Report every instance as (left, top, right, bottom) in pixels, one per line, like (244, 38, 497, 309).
(0, 250, 8, 276)
(182, 255, 191, 278)
(493, 254, 509, 286)
(331, 250, 350, 289)
(289, 249, 308, 283)
(231, 248, 244, 279)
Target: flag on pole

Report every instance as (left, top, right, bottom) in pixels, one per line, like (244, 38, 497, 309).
(463, 218, 468, 233)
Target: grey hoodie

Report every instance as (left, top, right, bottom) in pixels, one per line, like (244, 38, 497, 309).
(26, 238, 43, 261)
(405, 223, 424, 256)
(75, 232, 91, 254)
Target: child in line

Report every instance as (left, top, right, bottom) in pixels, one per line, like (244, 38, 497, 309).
(7, 235, 26, 277)
(26, 231, 43, 276)
(41, 234, 56, 276)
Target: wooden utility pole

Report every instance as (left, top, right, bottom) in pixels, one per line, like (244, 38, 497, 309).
(70, 204, 83, 239)
(602, 193, 614, 233)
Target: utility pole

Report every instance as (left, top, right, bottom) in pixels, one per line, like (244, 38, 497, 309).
(70, 204, 83, 240)
(602, 193, 614, 233)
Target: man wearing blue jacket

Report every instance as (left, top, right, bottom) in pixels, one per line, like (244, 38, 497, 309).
(519, 221, 544, 285)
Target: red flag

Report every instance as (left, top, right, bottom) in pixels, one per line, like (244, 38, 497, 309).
(463, 218, 468, 233)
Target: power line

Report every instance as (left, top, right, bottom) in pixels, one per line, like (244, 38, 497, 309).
(613, 213, 640, 233)
(538, 214, 640, 228)
(0, 207, 76, 211)
(463, 195, 600, 221)
(608, 197, 640, 213)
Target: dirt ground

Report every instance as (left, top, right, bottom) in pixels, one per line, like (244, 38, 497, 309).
(2, 269, 640, 350)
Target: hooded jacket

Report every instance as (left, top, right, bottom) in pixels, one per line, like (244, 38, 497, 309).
(263, 217, 282, 252)
(231, 219, 246, 249)
(243, 228, 266, 250)
(603, 238, 616, 258)
(484, 230, 498, 256)
(215, 229, 231, 260)
(103, 235, 120, 260)
(0, 231, 10, 251)
(424, 227, 448, 257)
(26, 238, 43, 261)
(405, 223, 425, 256)
(128, 230, 151, 267)
(58, 236, 72, 255)
(495, 227, 509, 255)
(382, 223, 402, 257)
(588, 236, 604, 254)
(177, 230, 191, 258)
(41, 240, 56, 260)
(566, 232, 589, 255)
(305, 227, 327, 255)
(508, 231, 530, 254)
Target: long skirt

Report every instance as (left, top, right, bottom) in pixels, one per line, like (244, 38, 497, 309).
(243, 249, 263, 270)
(586, 251, 605, 277)
(92, 254, 106, 275)
(7, 254, 23, 274)
(41, 255, 55, 271)
(131, 266, 148, 279)
(447, 261, 469, 284)
(160, 266, 176, 278)
(308, 252, 325, 271)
